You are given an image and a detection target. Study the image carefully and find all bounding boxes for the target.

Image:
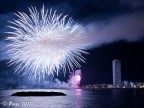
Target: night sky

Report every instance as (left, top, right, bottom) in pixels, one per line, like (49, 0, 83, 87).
(0, 0, 144, 88)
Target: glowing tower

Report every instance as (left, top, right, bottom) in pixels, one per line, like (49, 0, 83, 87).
(112, 59, 121, 86)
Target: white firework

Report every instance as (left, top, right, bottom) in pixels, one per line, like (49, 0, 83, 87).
(6, 6, 89, 78)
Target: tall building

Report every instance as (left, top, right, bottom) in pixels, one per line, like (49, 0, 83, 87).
(112, 59, 121, 86)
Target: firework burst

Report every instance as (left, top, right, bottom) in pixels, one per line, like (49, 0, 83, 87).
(6, 6, 89, 78)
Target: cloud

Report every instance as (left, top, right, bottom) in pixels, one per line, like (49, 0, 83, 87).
(0, 13, 17, 60)
(0, 66, 80, 89)
(84, 12, 144, 48)
(0, 41, 9, 60)
(120, 0, 144, 8)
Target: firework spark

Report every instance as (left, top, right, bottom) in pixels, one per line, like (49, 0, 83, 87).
(6, 6, 89, 78)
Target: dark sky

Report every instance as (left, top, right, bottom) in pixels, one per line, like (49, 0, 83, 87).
(0, 0, 144, 88)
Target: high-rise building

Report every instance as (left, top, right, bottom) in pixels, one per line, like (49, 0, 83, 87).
(112, 59, 121, 86)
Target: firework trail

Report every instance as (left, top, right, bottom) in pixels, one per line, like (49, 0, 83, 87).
(6, 6, 89, 78)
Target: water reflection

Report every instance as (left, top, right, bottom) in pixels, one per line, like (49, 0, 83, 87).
(74, 89, 82, 108)
(75, 89, 82, 96)
(0, 89, 144, 108)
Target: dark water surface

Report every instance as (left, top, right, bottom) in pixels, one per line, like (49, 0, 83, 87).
(0, 89, 144, 108)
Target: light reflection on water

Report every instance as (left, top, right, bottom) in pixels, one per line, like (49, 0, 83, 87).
(0, 89, 144, 108)
(75, 89, 82, 96)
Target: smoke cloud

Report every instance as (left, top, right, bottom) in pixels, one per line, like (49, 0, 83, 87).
(0, 68, 81, 89)
(84, 12, 144, 48)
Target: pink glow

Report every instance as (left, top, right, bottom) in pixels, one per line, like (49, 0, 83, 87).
(75, 75, 81, 81)
(69, 70, 81, 88)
